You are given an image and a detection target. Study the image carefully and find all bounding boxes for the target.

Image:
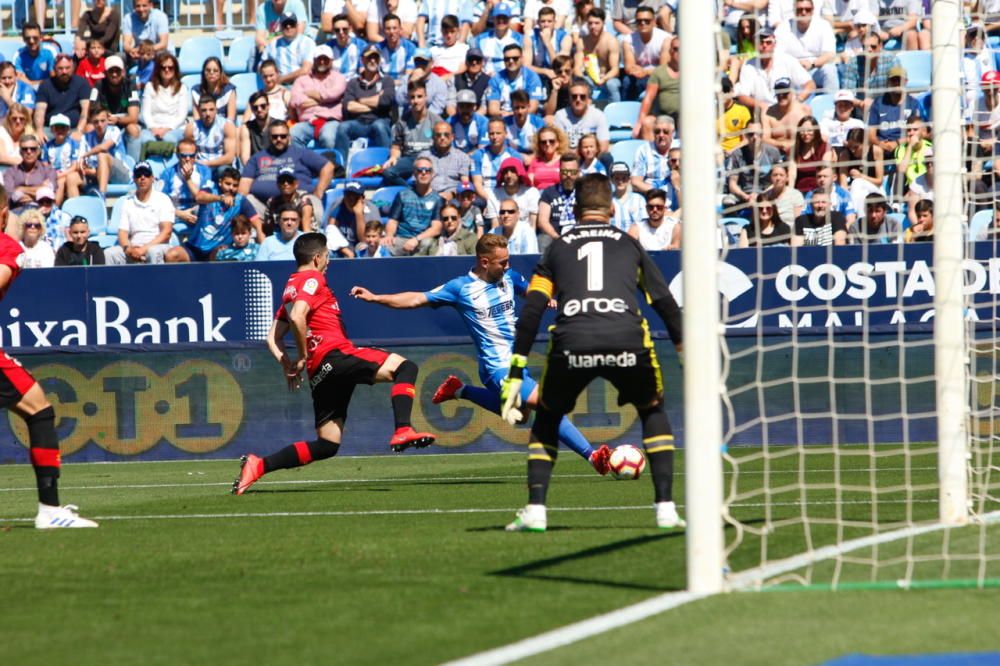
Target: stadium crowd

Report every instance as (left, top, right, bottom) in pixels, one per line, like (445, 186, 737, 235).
(2, 0, 998, 267)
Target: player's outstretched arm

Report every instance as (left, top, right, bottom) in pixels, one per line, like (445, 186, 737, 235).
(267, 318, 304, 390)
(349, 286, 429, 309)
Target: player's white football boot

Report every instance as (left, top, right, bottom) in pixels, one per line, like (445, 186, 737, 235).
(655, 501, 686, 530)
(35, 503, 98, 529)
(505, 504, 547, 532)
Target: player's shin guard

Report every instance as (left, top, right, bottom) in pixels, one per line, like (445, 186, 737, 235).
(527, 409, 561, 505)
(27, 406, 60, 506)
(639, 406, 675, 503)
(390, 359, 419, 429)
(264, 438, 340, 472)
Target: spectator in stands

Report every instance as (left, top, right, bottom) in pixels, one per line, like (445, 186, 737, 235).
(841, 32, 900, 107)
(139, 53, 190, 147)
(55, 216, 105, 266)
(0, 63, 37, 121)
(288, 45, 347, 151)
(738, 199, 792, 247)
(432, 202, 478, 255)
(184, 96, 237, 179)
(764, 163, 805, 226)
(5, 135, 56, 214)
(792, 187, 848, 246)
(35, 55, 90, 140)
(488, 198, 537, 253)
(505, 89, 546, 158)
(0, 104, 35, 167)
(522, 0, 569, 33)
(382, 81, 443, 185)
(633, 35, 679, 140)
(725, 121, 782, 218)
(839, 9, 879, 59)
(820, 90, 865, 148)
(76, 39, 107, 89)
(240, 120, 335, 216)
(487, 43, 546, 118)
(335, 45, 395, 160)
(427, 14, 468, 76)
(527, 125, 567, 190)
(44, 114, 84, 204)
(105, 161, 174, 264)
(158, 139, 213, 226)
(575, 8, 621, 102)
(775, 0, 838, 93)
(735, 26, 815, 115)
(366, 0, 419, 43)
(18, 208, 54, 268)
(88, 55, 141, 163)
(355, 219, 393, 258)
(256, 204, 305, 261)
(718, 76, 752, 154)
(80, 104, 130, 196)
(805, 166, 857, 229)
(837, 126, 887, 218)
(418, 121, 472, 197)
(867, 65, 921, 155)
(474, 3, 523, 76)
(471, 116, 517, 201)
(321, 0, 368, 37)
(761, 77, 809, 152)
(167, 167, 262, 262)
(484, 156, 538, 229)
(418, 1, 462, 50)
(609, 161, 644, 235)
(397, 48, 449, 115)
(384, 155, 443, 255)
(876, 0, 923, 51)
(256, 60, 290, 122)
(123, 0, 170, 64)
(77, 0, 121, 54)
(134, 40, 157, 90)
(328, 180, 380, 248)
(192, 58, 237, 123)
(240, 92, 272, 165)
(35, 186, 70, 247)
(455, 48, 490, 113)
(621, 5, 670, 102)
(789, 115, 833, 193)
(256, 0, 309, 54)
(449, 89, 488, 152)
(214, 215, 261, 262)
(536, 152, 579, 249)
(905, 198, 934, 242)
(853, 193, 902, 243)
(376, 13, 418, 90)
(265, 166, 322, 233)
(635, 188, 679, 251)
(328, 13, 367, 80)
(553, 78, 611, 156)
(541, 54, 574, 121)
(577, 133, 605, 175)
(631, 114, 674, 196)
(15, 22, 54, 90)
(265, 12, 317, 86)
(455, 181, 484, 235)
(524, 6, 572, 91)
(896, 117, 933, 222)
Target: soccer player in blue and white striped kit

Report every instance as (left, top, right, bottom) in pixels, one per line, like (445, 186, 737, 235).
(349, 233, 611, 474)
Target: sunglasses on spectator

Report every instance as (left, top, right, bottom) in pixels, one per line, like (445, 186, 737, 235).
(22, 222, 41, 228)
(646, 204, 665, 210)
(20, 145, 38, 152)
(414, 167, 433, 173)
(252, 103, 268, 110)
(178, 151, 196, 158)
(160, 65, 175, 71)
(271, 132, 289, 139)
(560, 169, 578, 176)
(280, 216, 299, 222)
(540, 138, 557, 145)
(570, 93, 588, 100)
(433, 132, 452, 137)
(334, 27, 350, 32)
(635, 17, 652, 25)
(503, 56, 520, 62)
(499, 209, 517, 214)
(441, 215, 459, 220)
(654, 129, 671, 135)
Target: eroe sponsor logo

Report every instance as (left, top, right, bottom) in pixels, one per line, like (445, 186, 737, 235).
(566, 351, 637, 368)
(562, 297, 628, 317)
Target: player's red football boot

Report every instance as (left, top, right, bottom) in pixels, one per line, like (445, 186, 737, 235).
(390, 427, 436, 453)
(232, 454, 264, 495)
(432, 375, 463, 404)
(589, 444, 612, 476)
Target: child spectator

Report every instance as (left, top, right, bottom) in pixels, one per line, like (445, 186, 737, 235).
(905, 198, 934, 243)
(455, 182, 484, 236)
(80, 104, 131, 196)
(43, 114, 84, 202)
(76, 38, 107, 87)
(576, 133, 605, 175)
(55, 216, 105, 266)
(35, 186, 72, 247)
(135, 40, 156, 89)
(354, 219, 392, 258)
(214, 215, 261, 262)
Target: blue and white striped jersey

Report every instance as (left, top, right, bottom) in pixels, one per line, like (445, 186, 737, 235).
(449, 112, 489, 152)
(377, 38, 417, 80)
(611, 190, 647, 232)
(423, 268, 528, 382)
(474, 30, 524, 76)
(486, 67, 546, 115)
(631, 142, 672, 189)
(470, 143, 518, 181)
(264, 34, 316, 77)
(329, 36, 368, 79)
(43, 136, 82, 171)
(419, 0, 466, 47)
(503, 113, 545, 154)
(82, 125, 126, 167)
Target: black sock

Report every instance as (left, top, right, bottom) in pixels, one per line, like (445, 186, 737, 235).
(647, 449, 674, 503)
(527, 457, 554, 505)
(639, 406, 675, 503)
(391, 360, 419, 429)
(27, 407, 60, 506)
(264, 439, 340, 473)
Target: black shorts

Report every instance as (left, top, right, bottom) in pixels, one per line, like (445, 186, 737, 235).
(309, 345, 389, 427)
(538, 348, 663, 416)
(0, 350, 35, 409)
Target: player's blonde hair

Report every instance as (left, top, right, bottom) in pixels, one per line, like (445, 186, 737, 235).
(475, 233, 508, 257)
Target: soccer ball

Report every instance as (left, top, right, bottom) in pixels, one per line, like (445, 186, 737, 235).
(609, 445, 646, 480)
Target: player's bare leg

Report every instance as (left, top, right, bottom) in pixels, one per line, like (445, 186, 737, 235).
(233, 419, 342, 495)
(376, 353, 436, 452)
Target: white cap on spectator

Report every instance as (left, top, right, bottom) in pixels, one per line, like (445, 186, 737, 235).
(853, 9, 877, 26)
(834, 90, 855, 103)
(105, 55, 125, 71)
(313, 45, 334, 61)
(36, 186, 55, 201)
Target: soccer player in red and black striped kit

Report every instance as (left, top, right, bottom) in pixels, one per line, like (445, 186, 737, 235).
(232, 232, 436, 495)
(0, 185, 97, 528)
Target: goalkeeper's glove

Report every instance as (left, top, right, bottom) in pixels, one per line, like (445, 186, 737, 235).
(500, 354, 527, 425)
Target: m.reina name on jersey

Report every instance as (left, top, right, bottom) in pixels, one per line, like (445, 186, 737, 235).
(0, 294, 231, 347)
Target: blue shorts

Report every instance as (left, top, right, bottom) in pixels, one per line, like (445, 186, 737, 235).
(485, 366, 537, 402)
(180, 242, 215, 262)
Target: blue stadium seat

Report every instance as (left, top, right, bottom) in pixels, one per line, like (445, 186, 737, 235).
(371, 186, 407, 217)
(609, 139, 645, 166)
(887, 211, 907, 231)
(224, 36, 256, 75)
(604, 101, 641, 142)
(181, 73, 200, 91)
(346, 147, 390, 188)
(0, 41, 18, 61)
(808, 93, 834, 121)
(52, 34, 74, 54)
(896, 50, 931, 90)
(322, 187, 344, 222)
(62, 195, 109, 236)
(178, 36, 224, 76)
(969, 209, 993, 241)
(230, 72, 259, 114)
(108, 197, 127, 235)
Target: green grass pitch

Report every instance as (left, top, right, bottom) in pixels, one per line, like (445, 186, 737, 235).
(0, 450, 997, 665)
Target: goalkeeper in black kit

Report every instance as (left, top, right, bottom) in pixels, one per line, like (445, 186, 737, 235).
(500, 173, 685, 532)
